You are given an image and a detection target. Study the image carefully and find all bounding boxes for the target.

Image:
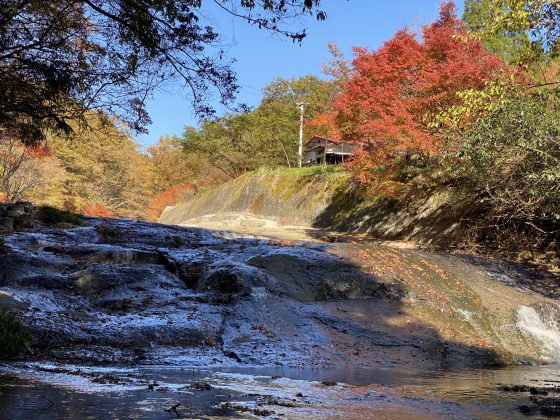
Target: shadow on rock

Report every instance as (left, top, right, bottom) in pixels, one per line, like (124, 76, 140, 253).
(0, 217, 537, 370)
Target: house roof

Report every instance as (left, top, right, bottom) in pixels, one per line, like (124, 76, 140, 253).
(305, 135, 370, 147)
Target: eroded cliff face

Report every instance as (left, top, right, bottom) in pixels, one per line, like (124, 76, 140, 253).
(159, 169, 350, 227)
(159, 168, 474, 247)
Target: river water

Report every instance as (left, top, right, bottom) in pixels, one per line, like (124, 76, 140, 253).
(0, 363, 558, 419)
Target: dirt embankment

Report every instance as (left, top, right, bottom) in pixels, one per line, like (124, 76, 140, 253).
(159, 167, 474, 248)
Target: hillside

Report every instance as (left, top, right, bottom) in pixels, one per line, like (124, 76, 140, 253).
(159, 166, 474, 248)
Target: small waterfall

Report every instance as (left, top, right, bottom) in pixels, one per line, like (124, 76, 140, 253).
(88, 249, 159, 265)
(116, 250, 135, 264)
(516, 304, 560, 363)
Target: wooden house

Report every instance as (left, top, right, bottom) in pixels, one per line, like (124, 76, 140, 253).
(303, 136, 366, 166)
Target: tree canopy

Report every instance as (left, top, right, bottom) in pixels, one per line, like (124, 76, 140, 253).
(0, 0, 326, 144)
(463, 0, 559, 64)
(463, 0, 533, 63)
(182, 75, 338, 176)
(333, 2, 509, 159)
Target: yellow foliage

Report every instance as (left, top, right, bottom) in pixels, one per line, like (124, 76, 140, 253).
(432, 77, 519, 132)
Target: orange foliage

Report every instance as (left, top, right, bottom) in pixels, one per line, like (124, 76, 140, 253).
(144, 175, 226, 221)
(305, 113, 342, 139)
(343, 149, 404, 197)
(343, 150, 380, 187)
(27, 144, 53, 158)
(82, 203, 115, 218)
(144, 182, 194, 221)
(63, 198, 78, 213)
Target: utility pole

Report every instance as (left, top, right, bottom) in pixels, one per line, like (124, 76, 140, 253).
(296, 102, 308, 167)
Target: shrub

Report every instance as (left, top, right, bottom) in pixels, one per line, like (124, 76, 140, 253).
(82, 203, 115, 218)
(36, 206, 82, 225)
(460, 91, 560, 230)
(0, 309, 29, 357)
(343, 150, 419, 200)
(451, 90, 560, 267)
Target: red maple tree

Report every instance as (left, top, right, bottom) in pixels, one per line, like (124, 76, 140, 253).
(144, 182, 195, 221)
(305, 113, 342, 139)
(334, 2, 510, 158)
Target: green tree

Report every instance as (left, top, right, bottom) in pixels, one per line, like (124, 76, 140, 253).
(183, 113, 262, 178)
(253, 75, 339, 164)
(459, 90, 560, 234)
(463, 0, 559, 64)
(182, 75, 338, 176)
(463, 0, 534, 64)
(493, 0, 559, 57)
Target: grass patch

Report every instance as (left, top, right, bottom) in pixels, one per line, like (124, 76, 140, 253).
(96, 221, 123, 239)
(36, 206, 82, 225)
(166, 235, 184, 248)
(258, 165, 343, 177)
(0, 308, 29, 357)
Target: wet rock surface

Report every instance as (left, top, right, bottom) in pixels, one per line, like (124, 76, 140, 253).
(247, 252, 404, 302)
(500, 384, 560, 417)
(0, 202, 36, 233)
(1, 215, 560, 418)
(0, 217, 420, 369)
(1, 216, 559, 369)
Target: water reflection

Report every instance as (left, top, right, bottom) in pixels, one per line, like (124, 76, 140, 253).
(0, 364, 558, 419)
(0, 372, 243, 419)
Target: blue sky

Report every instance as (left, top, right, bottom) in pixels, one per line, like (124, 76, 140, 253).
(138, 0, 465, 147)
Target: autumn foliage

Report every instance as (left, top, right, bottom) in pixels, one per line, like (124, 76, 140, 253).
(27, 144, 53, 158)
(82, 203, 115, 218)
(0, 2, 533, 225)
(334, 2, 510, 158)
(144, 183, 195, 222)
(304, 113, 342, 139)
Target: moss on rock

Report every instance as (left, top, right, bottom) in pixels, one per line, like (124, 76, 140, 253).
(0, 308, 28, 357)
(159, 166, 474, 247)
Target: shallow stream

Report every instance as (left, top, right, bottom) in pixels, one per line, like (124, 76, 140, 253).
(1, 363, 558, 419)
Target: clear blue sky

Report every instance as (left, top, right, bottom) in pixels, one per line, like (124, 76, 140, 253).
(138, 0, 465, 147)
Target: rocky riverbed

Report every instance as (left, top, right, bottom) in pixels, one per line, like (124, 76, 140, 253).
(1, 214, 559, 418)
